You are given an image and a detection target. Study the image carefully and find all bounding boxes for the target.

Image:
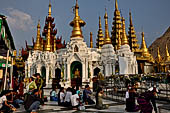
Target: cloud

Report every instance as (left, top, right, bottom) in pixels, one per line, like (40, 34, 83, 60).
(5, 8, 33, 31)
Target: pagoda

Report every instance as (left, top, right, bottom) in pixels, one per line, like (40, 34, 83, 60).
(96, 16, 104, 49)
(111, 0, 122, 51)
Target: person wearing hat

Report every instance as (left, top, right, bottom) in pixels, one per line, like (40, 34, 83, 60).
(137, 87, 158, 113)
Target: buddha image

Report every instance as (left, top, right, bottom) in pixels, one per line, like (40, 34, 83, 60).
(74, 68, 80, 78)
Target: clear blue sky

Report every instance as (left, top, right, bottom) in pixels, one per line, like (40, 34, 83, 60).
(0, 0, 170, 50)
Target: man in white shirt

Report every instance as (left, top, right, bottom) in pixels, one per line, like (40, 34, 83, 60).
(71, 90, 80, 110)
(64, 87, 72, 107)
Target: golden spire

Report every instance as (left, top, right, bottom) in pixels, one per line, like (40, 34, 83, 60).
(34, 20, 41, 50)
(115, 0, 118, 10)
(96, 16, 104, 49)
(156, 47, 162, 63)
(90, 32, 93, 48)
(165, 44, 170, 61)
(104, 9, 111, 44)
(128, 11, 140, 52)
(54, 36, 56, 52)
(141, 32, 150, 57)
(111, 0, 122, 51)
(48, 0, 52, 17)
(40, 38, 44, 51)
(121, 17, 128, 45)
(129, 11, 133, 26)
(70, 0, 86, 39)
(45, 23, 51, 51)
(117, 30, 121, 49)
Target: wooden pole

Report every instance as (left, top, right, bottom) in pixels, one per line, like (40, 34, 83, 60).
(3, 50, 9, 90)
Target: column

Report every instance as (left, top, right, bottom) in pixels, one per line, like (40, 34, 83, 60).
(27, 65, 31, 77)
(46, 66, 49, 85)
(82, 63, 86, 83)
(67, 63, 71, 86)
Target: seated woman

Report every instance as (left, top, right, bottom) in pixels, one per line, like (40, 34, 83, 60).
(0, 90, 16, 112)
(95, 87, 108, 109)
(83, 85, 95, 105)
(58, 87, 65, 106)
(50, 87, 58, 101)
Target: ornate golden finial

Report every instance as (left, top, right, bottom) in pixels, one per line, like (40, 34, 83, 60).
(70, 0, 86, 39)
(115, 0, 118, 10)
(45, 23, 51, 51)
(96, 16, 104, 49)
(90, 32, 93, 48)
(34, 20, 41, 50)
(121, 17, 128, 45)
(165, 44, 170, 61)
(48, 0, 52, 17)
(54, 36, 56, 52)
(104, 9, 111, 44)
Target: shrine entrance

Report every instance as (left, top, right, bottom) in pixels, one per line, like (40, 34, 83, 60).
(41, 66, 46, 83)
(70, 61, 82, 87)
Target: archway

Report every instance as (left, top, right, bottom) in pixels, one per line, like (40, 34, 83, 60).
(41, 66, 46, 80)
(93, 67, 100, 77)
(55, 68, 61, 80)
(53, 68, 61, 88)
(93, 67, 100, 91)
(70, 61, 82, 86)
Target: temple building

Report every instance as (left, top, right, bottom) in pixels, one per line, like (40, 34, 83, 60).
(25, 0, 138, 87)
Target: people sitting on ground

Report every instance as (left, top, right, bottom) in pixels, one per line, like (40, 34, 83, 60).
(24, 89, 41, 113)
(137, 87, 158, 113)
(64, 87, 72, 107)
(58, 87, 65, 106)
(50, 87, 58, 101)
(10, 91, 24, 109)
(95, 87, 109, 109)
(83, 85, 95, 105)
(71, 89, 80, 110)
(0, 90, 16, 112)
(125, 86, 139, 112)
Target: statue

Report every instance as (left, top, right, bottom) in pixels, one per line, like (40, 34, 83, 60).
(74, 68, 80, 78)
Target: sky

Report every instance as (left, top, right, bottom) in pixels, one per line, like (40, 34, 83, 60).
(0, 0, 170, 51)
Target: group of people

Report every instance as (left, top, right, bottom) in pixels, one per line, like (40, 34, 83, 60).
(50, 84, 109, 110)
(0, 73, 44, 113)
(125, 85, 158, 113)
(50, 85, 96, 110)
